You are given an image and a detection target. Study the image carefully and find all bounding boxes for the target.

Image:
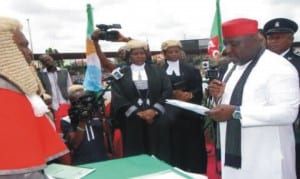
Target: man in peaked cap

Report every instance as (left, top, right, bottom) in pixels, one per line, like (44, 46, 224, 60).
(207, 18, 299, 179)
(264, 18, 298, 35)
(263, 18, 300, 63)
(264, 18, 300, 179)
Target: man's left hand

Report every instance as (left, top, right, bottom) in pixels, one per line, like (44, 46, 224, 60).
(206, 104, 235, 122)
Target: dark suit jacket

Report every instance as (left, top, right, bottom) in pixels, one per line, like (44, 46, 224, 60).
(38, 69, 70, 100)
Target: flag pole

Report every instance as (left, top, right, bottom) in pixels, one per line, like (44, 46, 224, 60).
(26, 18, 34, 59)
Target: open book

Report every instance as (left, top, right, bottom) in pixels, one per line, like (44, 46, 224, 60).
(44, 163, 95, 179)
(165, 99, 210, 115)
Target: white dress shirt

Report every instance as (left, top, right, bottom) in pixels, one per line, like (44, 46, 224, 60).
(42, 67, 72, 110)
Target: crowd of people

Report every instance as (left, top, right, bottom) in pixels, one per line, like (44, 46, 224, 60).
(0, 15, 299, 179)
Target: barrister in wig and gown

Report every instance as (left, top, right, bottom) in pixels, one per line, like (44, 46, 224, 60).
(110, 40, 173, 163)
(161, 40, 207, 174)
(0, 17, 68, 178)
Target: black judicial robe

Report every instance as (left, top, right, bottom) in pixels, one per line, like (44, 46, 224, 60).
(162, 61, 207, 174)
(111, 64, 172, 163)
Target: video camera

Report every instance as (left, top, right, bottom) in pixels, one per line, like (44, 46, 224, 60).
(68, 92, 105, 126)
(94, 24, 122, 41)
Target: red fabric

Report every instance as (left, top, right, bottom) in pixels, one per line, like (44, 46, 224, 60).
(0, 89, 68, 171)
(206, 143, 221, 179)
(104, 103, 111, 118)
(37, 115, 68, 159)
(55, 103, 70, 134)
(222, 18, 258, 38)
(54, 103, 72, 165)
(112, 129, 123, 158)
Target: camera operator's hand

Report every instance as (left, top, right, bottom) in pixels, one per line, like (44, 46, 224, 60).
(77, 121, 88, 129)
(91, 29, 116, 72)
(67, 120, 88, 150)
(115, 32, 131, 42)
(91, 29, 101, 41)
(173, 90, 193, 102)
(207, 79, 225, 102)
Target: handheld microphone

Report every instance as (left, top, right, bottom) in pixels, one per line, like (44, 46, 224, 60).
(103, 66, 125, 82)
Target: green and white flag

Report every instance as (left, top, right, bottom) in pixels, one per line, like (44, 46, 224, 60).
(83, 4, 103, 92)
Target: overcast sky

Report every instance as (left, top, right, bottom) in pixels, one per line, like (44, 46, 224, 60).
(1, 0, 299, 54)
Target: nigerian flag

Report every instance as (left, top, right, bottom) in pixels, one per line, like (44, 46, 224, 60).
(208, 0, 223, 58)
(83, 4, 103, 92)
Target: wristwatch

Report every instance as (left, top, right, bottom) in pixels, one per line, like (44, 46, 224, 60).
(232, 106, 241, 120)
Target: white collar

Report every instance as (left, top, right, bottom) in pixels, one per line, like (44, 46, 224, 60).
(130, 63, 147, 81)
(42, 67, 61, 72)
(26, 94, 49, 117)
(130, 63, 145, 71)
(280, 49, 290, 57)
(166, 60, 180, 76)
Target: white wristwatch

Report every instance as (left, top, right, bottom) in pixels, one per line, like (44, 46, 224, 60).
(232, 106, 241, 120)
